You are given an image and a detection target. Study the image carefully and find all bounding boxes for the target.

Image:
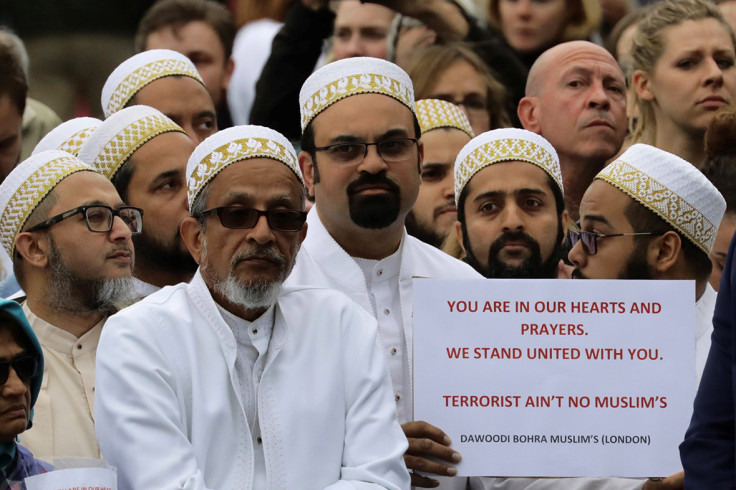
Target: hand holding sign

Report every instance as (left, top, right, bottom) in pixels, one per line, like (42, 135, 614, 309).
(403, 420, 462, 487)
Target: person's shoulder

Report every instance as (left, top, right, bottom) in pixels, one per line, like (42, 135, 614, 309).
(405, 235, 482, 279)
(279, 284, 359, 309)
(108, 282, 191, 326)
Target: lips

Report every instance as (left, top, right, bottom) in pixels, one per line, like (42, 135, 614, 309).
(698, 95, 728, 108)
(1, 404, 26, 417)
(107, 248, 132, 260)
(585, 119, 615, 130)
(434, 204, 457, 219)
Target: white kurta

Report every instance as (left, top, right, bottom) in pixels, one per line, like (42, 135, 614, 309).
(95, 271, 410, 490)
(287, 208, 481, 490)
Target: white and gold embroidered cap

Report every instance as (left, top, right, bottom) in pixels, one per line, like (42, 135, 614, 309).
(187, 125, 303, 209)
(101, 49, 204, 118)
(77, 105, 186, 180)
(299, 57, 415, 131)
(415, 99, 474, 138)
(454, 128, 562, 205)
(0, 150, 94, 257)
(32, 117, 102, 157)
(596, 143, 726, 254)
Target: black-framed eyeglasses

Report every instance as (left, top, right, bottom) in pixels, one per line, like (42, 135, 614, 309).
(568, 230, 661, 256)
(0, 355, 39, 385)
(27, 205, 143, 235)
(305, 137, 419, 166)
(198, 207, 307, 232)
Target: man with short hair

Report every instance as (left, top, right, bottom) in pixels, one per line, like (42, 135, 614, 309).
(101, 49, 217, 143)
(0, 150, 138, 460)
(78, 105, 197, 297)
(406, 99, 474, 249)
(94, 125, 410, 490)
(454, 128, 568, 279)
(136, 0, 236, 129)
(290, 56, 480, 489)
(518, 40, 627, 219)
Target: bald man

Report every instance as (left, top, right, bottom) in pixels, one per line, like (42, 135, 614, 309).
(517, 41, 627, 219)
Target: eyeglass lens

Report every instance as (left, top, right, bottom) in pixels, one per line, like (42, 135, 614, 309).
(327, 138, 416, 164)
(85, 207, 142, 234)
(217, 208, 306, 232)
(0, 356, 39, 385)
(568, 231, 597, 255)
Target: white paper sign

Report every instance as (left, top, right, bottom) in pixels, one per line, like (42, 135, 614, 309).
(413, 279, 696, 477)
(24, 467, 116, 490)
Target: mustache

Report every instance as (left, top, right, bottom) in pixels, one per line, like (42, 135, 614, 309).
(572, 268, 588, 279)
(489, 230, 539, 258)
(346, 171, 401, 195)
(231, 245, 286, 267)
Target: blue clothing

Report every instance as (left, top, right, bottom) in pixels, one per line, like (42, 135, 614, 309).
(680, 232, 736, 488)
(5, 444, 52, 487)
(0, 276, 20, 300)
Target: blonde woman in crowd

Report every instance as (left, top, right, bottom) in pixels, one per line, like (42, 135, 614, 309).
(630, 0, 736, 167)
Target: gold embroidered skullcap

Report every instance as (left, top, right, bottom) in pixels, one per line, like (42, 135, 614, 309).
(77, 106, 186, 180)
(595, 144, 726, 254)
(32, 117, 102, 157)
(454, 128, 563, 205)
(0, 150, 95, 257)
(187, 125, 303, 209)
(101, 49, 204, 118)
(299, 57, 415, 131)
(415, 99, 474, 138)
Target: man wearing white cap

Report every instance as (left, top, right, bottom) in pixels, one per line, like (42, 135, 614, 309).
(406, 99, 474, 249)
(94, 125, 410, 490)
(31, 117, 101, 157)
(290, 56, 480, 488)
(101, 49, 217, 143)
(78, 105, 197, 298)
(454, 128, 569, 279)
(0, 150, 138, 461)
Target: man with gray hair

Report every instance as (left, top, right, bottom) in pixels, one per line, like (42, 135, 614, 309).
(0, 150, 138, 461)
(94, 125, 410, 490)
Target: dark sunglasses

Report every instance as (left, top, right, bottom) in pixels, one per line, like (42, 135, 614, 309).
(568, 230, 660, 256)
(198, 207, 307, 232)
(0, 356, 39, 385)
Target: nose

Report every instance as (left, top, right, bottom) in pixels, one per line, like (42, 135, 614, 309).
(587, 82, 611, 110)
(3, 367, 28, 397)
(516, 0, 532, 18)
(344, 33, 366, 58)
(110, 215, 134, 242)
(357, 144, 389, 175)
(247, 214, 276, 245)
(442, 173, 455, 200)
(704, 58, 725, 87)
(568, 238, 586, 269)
(500, 203, 524, 231)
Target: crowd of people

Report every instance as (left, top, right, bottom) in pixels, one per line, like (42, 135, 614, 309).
(0, 0, 735, 488)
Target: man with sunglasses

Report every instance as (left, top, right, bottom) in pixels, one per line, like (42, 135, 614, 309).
(290, 57, 480, 489)
(94, 125, 410, 490)
(0, 150, 137, 461)
(0, 298, 51, 485)
(78, 105, 197, 299)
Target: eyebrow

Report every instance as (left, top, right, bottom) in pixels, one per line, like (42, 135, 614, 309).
(0, 350, 30, 362)
(328, 128, 411, 145)
(151, 170, 182, 186)
(221, 192, 298, 208)
(581, 214, 613, 227)
(472, 187, 548, 202)
(421, 162, 452, 169)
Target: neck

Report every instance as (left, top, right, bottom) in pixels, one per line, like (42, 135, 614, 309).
(559, 153, 606, 221)
(26, 294, 103, 338)
(653, 120, 706, 168)
(317, 208, 404, 260)
(695, 279, 707, 302)
(211, 289, 268, 322)
(134, 256, 194, 288)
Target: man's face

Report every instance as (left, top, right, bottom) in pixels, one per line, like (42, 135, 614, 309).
(145, 21, 233, 106)
(569, 180, 653, 280)
(35, 172, 136, 313)
(132, 76, 217, 143)
(407, 128, 469, 247)
(0, 93, 22, 184)
(458, 161, 563, 278)
(0, 328, 31, 443)
(301, 94, 421, 237)
(332, 0, 394, 60)
(126, 131, 197, 275)
(528, 45, 627, 163)
(191, 160, 306, 311)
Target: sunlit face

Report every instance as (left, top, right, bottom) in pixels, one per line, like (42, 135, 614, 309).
(332, 0, 394, 60)
(498, 0, 569, 54)
(125, 131, 197, 274)
(132, 76, 217, 143)
(0, 328, 31, 443)
(145, 21, 233, 106)
(427, 61, 490, 135)
(408, 128, 469, 247)
(0, 93, 22, 184)
(531, 45, 627, 164)
(708, 212, 736, 291)
(459, 161, 563, 278)
(635, 19, 736, 138)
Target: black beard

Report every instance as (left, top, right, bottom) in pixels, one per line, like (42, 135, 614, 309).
(463, 225, 563, 279)
(619, 240, 654, 280)
(347, 172, 401, 229)
(405, 211, 445, 248)
(133, 229, 198, 276)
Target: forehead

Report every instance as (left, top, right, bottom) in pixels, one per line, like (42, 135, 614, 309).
(135, 76, 214, 112)
(130, 131, 195, 176)
(51, 171, 124, 209)
(579, 180, 633, 225)
(421, 128, 470, 158)
(334, 1, 395, 28)
(547, 47, 624, 83)
(311, 93, 415, 139)
(466, 161, 556, 197)
(658, 18, 734, 55)
(146, 20, 224, 55)
(0, 327, 24, 358)
(205, 158, 303, 206)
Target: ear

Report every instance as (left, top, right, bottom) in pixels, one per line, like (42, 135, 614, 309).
(454, 220, 467, 255)
(222, 58, 235, 91)
(633, 69, 654, 102)
(649, 231, 681, 274)
(517, 96, 541, 133)
(180, 217, 205, 266)
(299, 151, 317, 199)
(14, 231, 50, 269)
(560, 210, 571, 242)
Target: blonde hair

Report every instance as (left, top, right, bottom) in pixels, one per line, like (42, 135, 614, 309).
(630, 0, 736, 143)
(488, 0, 601, 49)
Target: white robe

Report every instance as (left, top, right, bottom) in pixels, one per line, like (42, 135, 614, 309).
(95, 271, 410, 490)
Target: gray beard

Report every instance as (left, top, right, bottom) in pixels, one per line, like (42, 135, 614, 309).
(213, 275, 281, 310)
